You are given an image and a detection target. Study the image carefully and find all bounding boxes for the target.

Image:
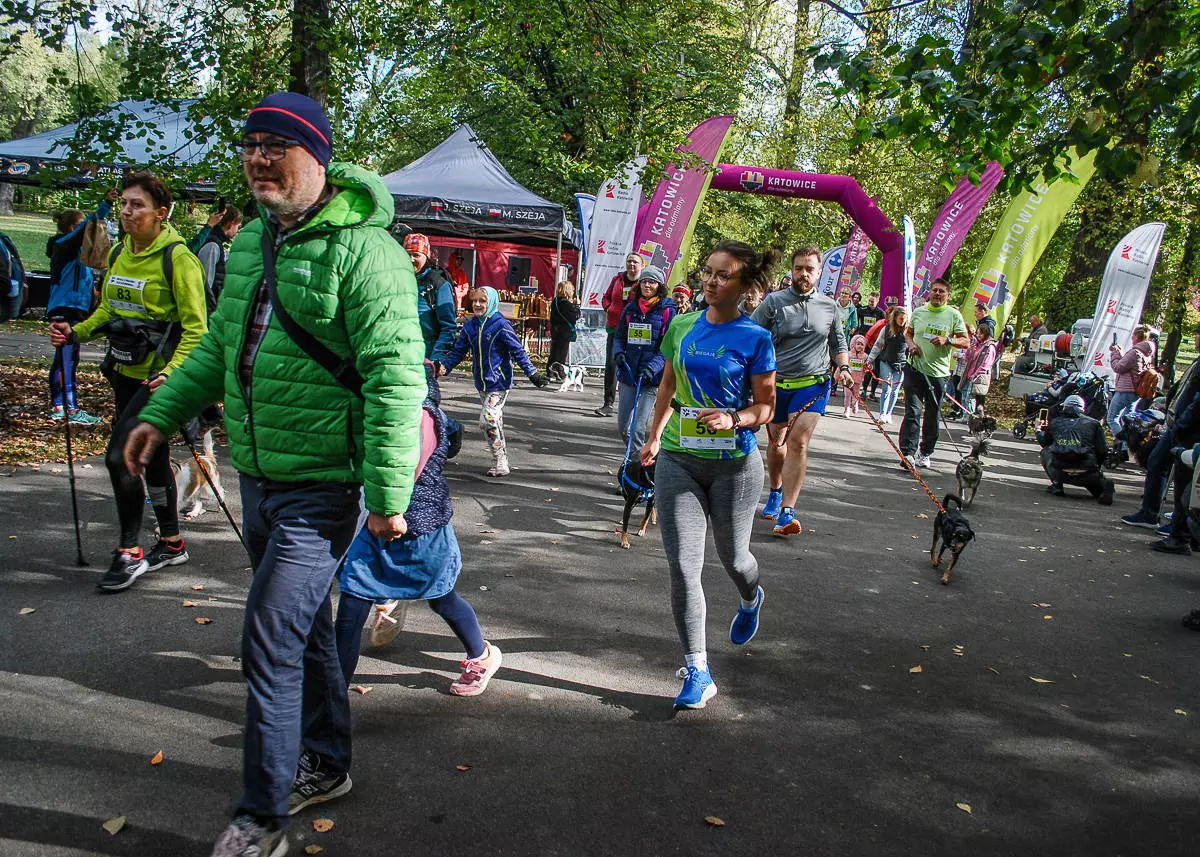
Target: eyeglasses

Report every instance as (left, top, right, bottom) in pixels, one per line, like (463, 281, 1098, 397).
(238, 139, 302, 162)
(700, 267, 737, 285)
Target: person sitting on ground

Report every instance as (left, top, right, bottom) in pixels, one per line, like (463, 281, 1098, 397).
(335, 377, 501, 695)
(547, 280, 580, 379)
(439, 286, 548, 477)
(1036, 394, 1114, 505)
(1106, 324, 1157, 441)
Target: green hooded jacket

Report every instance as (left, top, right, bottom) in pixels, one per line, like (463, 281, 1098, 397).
(138, 162, 426, 515)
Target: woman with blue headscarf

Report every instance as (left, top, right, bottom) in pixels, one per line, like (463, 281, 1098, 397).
(439, 286, 548, 476)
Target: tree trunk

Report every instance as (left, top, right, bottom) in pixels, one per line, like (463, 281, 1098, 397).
(290, 0, 332, 106)
(1158, 220, 1199, 383)
(0, 183, 13, 216)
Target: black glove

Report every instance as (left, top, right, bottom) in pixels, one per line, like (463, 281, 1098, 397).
(613, 352, 627, 370)
(638, 366, 656, 385)
(530, 373, 549, 389)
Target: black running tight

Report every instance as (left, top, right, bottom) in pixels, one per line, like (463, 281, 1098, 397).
(106, 372, 179, 547)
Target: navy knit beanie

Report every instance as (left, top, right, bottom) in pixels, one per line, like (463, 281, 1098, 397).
(244, 92, 333, 165)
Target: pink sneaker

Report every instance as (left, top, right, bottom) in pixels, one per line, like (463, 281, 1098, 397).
(450, 642, 503, 697)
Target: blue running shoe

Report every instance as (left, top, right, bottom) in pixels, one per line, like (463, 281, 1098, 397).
(730, 586, 765, 645)
(674, 665, 717, 709)
(773, 507, 802, 536)
(761, 488, 783, 520)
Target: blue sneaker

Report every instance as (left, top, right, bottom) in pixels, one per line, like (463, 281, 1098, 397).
(674, 665, 717, 709)
(773, 507, 802, 536)
(730, 586, 764, 645)
(761, 488, 783, 520)
(1121, 510, 1159, 529)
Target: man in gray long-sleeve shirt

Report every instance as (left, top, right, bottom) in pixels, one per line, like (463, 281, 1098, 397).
(196, 208, 242, 315)
(751, 245, 851, 536)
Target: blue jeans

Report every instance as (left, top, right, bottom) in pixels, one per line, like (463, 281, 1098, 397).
(238, 475, 366, 825)
(1137, 428, 1175, 519)
(617, 380, 657, 452)
(899, 371, 948, 457)
(877, 361, 904, 416)
(1107, 391, 1138, 437)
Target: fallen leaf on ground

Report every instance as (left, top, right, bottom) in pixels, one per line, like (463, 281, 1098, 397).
(1034, 602, 1051, 608)
(190, 584, 205, 591)
(1028, 676, 1054, 684)
(19, 607, 35, 615)
(956, 802, 972, 814)
(182, 600, 198, 608)
(349, 685, 373, 695)
(909, 665, 923, 674)
(919, 645, 931, 650)
(456, 764, 472, 772)
(479, 585, 489, 591)
(150, 750, 163, 765)
(915, 513, 929, 519)
(953, 651, 964, 657)
(102, 816, 126, 835)
(304, 846, 324, 855)
(1043, 615, 1053, 620)
(480, 529, 498, 534)
(1175, 709, 1188, 716)
(7, 535, 15, 539)
(986, 667, 1000, 675)
(195, 617, 214, 625)
(312, 819, 334, 833)
(704, 816, 725, 827)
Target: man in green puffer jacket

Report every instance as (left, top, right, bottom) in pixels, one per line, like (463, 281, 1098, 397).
(124, 92, 424, 857)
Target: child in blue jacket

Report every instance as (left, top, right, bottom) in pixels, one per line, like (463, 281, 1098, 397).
(439, 286, 547, 476)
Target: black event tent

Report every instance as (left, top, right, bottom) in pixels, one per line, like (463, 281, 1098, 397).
(0, 99, 219, 197)
(382, 124, 579, 248)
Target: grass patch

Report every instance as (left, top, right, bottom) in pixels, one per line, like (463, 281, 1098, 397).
(0, 211, 57, 270)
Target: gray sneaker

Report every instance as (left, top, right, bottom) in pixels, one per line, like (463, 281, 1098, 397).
(210, 815, 287, 857)
(288, 750, 353, 815)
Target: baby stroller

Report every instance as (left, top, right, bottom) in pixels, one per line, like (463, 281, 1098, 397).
(1012, 371, 1110, 439)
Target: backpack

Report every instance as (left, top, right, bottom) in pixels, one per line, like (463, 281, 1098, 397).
(81, 218, 113, 268)
(1136, 365, 1162, 400)
(105, 240, 184, 296)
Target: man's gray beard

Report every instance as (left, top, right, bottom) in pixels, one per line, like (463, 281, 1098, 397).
(254, 191, 308, 221)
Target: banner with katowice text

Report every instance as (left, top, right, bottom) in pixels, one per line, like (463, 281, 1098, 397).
(916, 162, 1004, 298)
(836, 227, 870, 295)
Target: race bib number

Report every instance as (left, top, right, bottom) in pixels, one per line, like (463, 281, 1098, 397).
(923, 324, 949, 341)
(106, 275, 147, 314)
(850, 358, 864, 371)
(622, 284, 632, 301)
(627, 323, 652, 344)
(679, 406, 736, 450)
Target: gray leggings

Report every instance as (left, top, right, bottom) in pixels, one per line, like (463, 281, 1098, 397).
(657, 448, 764, 657)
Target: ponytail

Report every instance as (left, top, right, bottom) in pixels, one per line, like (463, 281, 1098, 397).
(710, 240, 779, 295)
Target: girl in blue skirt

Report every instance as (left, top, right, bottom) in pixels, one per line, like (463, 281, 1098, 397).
(334, 380, 501, 697)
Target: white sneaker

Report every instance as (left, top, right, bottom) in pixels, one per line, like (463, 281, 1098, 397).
(487, 455, 511, 477)
(368, 600, 409, 647)
(913, 453, 931, 468)
(880, 414, 891, 424)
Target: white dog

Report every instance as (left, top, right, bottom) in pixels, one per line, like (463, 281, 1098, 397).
(171, 429, 221, 519)
(557, 365, 586, 393)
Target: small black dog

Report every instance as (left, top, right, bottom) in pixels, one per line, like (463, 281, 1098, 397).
(954, 438, 989, 507)
(617, 460, 656, 549)
(931, 493, 975, 585)
(968, 414, 997, 440)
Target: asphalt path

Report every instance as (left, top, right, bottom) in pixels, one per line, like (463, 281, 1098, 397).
(0, 372, 1196, 856)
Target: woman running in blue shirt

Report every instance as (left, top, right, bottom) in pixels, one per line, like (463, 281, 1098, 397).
(640, 241, 778, 709)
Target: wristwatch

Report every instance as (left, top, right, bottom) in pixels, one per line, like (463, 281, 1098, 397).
(728, 408, 742, 426)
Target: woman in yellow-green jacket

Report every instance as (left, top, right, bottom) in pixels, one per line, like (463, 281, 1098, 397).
(49, 171, 208, 592)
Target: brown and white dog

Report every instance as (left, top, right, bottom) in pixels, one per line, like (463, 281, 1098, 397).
(172, 428, 221, 520)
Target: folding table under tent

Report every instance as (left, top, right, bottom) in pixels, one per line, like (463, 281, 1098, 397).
(0, 99, 220, 197)
(381, 124, 580, 295)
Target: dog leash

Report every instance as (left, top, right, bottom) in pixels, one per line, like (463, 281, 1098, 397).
(773, 377, 834, 448)
(183, 435, 251, 559)
(845, 383, 947, 515)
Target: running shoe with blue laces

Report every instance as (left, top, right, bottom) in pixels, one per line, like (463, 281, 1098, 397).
(674, 665, 717, 709)
(772, 507, 802, 536)
(761, 488, 783, 520)
(730, 586, 765, 645)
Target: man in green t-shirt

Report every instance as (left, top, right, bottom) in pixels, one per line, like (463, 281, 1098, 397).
(899, 277, 969, 468)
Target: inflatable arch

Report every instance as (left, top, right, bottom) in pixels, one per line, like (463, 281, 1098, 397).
(708, 165, 904, 305)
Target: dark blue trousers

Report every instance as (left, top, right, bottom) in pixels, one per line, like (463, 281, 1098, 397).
(237, 475, 365, 824)
(899, 371, 948, 457)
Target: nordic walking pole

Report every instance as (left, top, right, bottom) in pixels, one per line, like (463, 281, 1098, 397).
(181, 432, 250, 561)
(55, 339, 88, 566)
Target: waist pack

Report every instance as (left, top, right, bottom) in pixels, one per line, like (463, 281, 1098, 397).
(96, 317, 178, 367)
